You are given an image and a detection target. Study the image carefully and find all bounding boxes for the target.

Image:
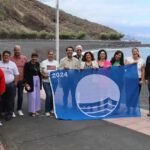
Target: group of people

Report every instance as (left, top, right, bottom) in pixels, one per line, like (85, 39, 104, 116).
(0, 44, 150, 126)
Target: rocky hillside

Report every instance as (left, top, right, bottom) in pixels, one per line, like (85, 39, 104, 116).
(0, 0, 123, 39)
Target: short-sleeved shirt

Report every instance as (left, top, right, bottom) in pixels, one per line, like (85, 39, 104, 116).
(125, 57, 145, 78)
(40, 59, 58, 82)
(0, 61, 19, 84)
(11, 55, 27, 81)
(59, 57, 80, 69)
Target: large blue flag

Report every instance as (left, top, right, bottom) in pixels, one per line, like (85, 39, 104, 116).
(50, 64, 140, 120)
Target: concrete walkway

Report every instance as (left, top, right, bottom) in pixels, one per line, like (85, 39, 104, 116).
(0, 89, 150, 150)
(41, 89, 150, 136)
(105, 109, 150, 136)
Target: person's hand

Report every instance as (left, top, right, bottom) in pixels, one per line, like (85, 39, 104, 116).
(25, 84, 31, 90)
(64, 67, 70, 70)
(93, 67, 99, 70)
(145, 80, 148, 84)
(0, 92, 4, 95)
(14, 82, 17, 87)
(42, 72, 48, 79)
(139, 80, 144, 85)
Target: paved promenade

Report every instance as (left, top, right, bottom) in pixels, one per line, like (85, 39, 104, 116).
(0, 88, 150, 150)
(41, 89, 150, 136)
(105, 109, 150, 136)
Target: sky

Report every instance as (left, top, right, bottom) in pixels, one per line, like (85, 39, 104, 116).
(39, 0, 150, 43)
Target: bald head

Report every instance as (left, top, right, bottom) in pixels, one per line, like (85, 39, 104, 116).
(14, 45, 21, 57)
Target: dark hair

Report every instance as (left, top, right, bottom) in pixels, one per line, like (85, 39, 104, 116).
(31, 53, 38, 58)
(66, 46, 74, 52)
(2, 50, 11, 56)
(82, 51, 95, 62)
(0, 53, 1, 60)
(47, 51, 54, 54)
(97, 49, 107, 60)
(132, 47, 140, 57)
(110, 50, 124, 66)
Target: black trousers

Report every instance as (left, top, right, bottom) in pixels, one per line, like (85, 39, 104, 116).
(1, 82, 16, 119)
(16, 80, 24, 110)
(148, 79, 150, 111)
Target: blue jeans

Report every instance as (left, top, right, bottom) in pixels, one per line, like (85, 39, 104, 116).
(43, 82, 53, 112)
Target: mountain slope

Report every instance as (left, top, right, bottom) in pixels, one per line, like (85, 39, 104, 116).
(0, 0, 123, 39)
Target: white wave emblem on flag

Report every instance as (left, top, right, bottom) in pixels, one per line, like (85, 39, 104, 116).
(75, 74, 120, 117)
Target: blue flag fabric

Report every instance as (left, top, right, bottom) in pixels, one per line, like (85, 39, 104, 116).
(50, 64, 140, 120)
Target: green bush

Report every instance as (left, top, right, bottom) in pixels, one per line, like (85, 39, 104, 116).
(60, 32, 74, 39)
(0, 29, 9, 38)
(60, 31, 86, 39)
(109, 32, 119, 40)
(38, 31, 55, 39)
(38, 30, 48, 39)
(98, 32, 110, 40)
(46, 33, 55, 39)
(76, 32, 86, 39)
(98, 32, 124, 40)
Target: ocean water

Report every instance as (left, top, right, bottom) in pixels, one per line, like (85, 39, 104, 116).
(92, 47, 150, 62)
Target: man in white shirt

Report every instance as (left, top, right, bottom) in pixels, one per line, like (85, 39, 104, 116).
(40, 51, 58, 116)
(0, 50, 19, 121)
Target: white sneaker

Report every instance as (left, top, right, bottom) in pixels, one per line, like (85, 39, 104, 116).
(18, 110, 24, 116)
(12, 112, 16, 118)
(50, 110, 54, 114)
(45, 112, 50, 117)
(0, 121, 3, 126)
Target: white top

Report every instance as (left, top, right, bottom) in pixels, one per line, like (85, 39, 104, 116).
(80, 61, 98, 69)
(125, 57, 145, 78)
(0, 61, 19, 84)
(40, 59, 58, 82)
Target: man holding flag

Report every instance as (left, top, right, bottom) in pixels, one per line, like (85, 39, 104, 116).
(40, 51, 58, 117)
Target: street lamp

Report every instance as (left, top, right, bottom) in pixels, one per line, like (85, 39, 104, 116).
(56, 0, 59, 63)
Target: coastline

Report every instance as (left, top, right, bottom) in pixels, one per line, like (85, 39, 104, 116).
(0, 39, 149, 59)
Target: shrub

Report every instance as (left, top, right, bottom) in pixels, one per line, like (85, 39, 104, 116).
(98, 32, 110, 40)
(97, 32, 124, 40)
(76, 32, 86, 39)
(109, 32, 124, 40)
(0, 29, 9, 38)
(60, 32, 74, 39)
